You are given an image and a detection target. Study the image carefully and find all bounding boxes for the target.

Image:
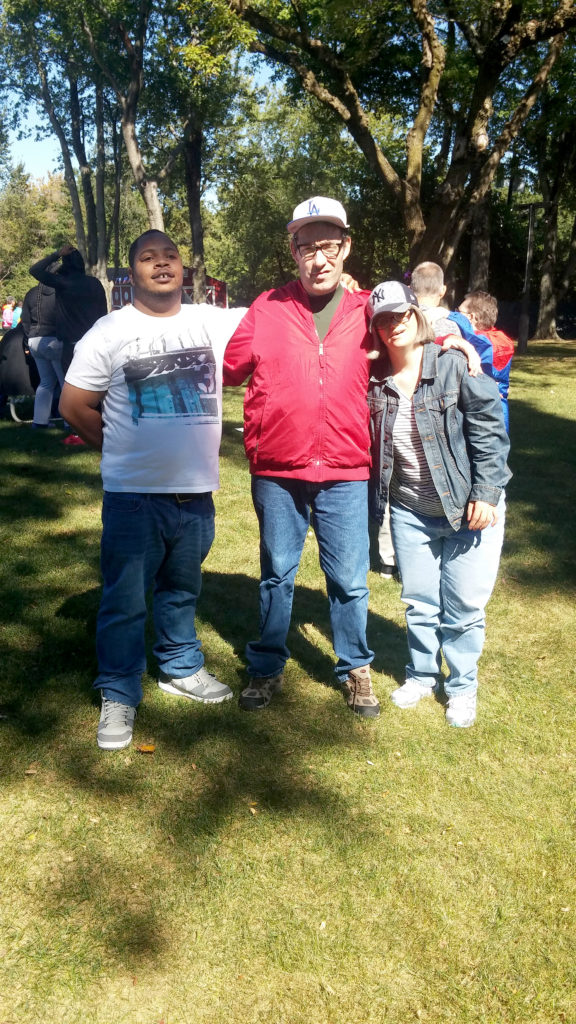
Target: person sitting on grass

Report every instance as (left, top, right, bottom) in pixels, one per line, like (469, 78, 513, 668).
(366, 281, 511, 729)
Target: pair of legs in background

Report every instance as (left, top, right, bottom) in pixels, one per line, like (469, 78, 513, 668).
(95, 491, 231, 750)
(389, 496, 506, 727)
(241, 476, 378, 716)
(28, 335, 65, 426)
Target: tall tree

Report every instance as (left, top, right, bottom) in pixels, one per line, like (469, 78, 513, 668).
(522, 51, 576, 339)
(190, 0, 576, 269)
(0, 0, 120, 279)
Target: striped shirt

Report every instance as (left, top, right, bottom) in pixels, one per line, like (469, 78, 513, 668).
(389, 391, 445, 516)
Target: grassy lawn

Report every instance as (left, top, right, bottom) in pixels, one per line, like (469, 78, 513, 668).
(0, 340, 575, 1024)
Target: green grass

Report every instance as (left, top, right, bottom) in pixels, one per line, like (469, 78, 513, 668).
(0, 340, 575, 1024)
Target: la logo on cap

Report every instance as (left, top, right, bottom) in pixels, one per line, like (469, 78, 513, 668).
(287, 196, 349, 234)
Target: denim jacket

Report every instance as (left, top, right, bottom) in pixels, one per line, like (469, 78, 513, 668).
(367, 344, 511, 531)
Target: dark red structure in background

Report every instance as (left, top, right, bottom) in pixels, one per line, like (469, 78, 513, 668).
(111, 268, 228, 310)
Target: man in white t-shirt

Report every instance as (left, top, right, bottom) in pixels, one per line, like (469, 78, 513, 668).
(59, 230, 245, 751)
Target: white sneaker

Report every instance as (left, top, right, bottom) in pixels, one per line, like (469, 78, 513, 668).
(390, 678, 435, 708)
(446, 691, 477, 728)
(158, 667, 233, 704)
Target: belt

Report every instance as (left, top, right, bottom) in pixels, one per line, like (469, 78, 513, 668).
(160, 492, 211, 503)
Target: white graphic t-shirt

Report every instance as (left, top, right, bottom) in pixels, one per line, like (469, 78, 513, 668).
(66, 303, 246, 492)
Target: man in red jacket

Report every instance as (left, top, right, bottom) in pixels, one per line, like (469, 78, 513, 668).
(223, 197, 378, 717)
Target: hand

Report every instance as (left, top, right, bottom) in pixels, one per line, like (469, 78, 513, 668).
(467, 500, 498, 531)
(440, 335, 481, 376)
(340, 272, 361, 292)
(58, 243, 76, 257)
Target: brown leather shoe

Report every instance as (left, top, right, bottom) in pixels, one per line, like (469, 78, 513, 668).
(343, 666, 380, 717)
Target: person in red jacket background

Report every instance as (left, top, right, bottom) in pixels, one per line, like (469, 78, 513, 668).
(458, 290, 514, 432)
(223, 197, 379, 718)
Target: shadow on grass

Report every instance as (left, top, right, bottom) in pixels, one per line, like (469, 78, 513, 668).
(0, 421, 101, 521)
(1, 563, 406, 968)
(506, 396, 576, 589)
(0, 567, 406, 733)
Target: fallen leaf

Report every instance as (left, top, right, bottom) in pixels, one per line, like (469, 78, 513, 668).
(320, 979, 335, 995)
(249, 807, 257, 816)
(24, 767, 38, 776)
(319, 921, 326, 930)
(191, 763, 197, 770)
(136, 743, 155, 753)
(367, 760, 375, 765)
(167, 834, 175, 845)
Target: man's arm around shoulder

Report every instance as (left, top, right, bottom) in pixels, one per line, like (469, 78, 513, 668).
(59, 383, 106, 451)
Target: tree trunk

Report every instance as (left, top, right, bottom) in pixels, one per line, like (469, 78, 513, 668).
(94, 81, 109, 285)
(36, 61, 87, 258)
(468, 196, 491, 290)
(68, 71, 99, 272)
(106, 114, 123, 274)
(121, 118, 164, 229)
(534, 202, 560, 339)
(183, 127, 206, 303)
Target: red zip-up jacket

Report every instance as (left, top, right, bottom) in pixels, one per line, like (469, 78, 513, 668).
(223, 280, 372, 482)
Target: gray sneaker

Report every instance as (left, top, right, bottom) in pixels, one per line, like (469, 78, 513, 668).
(97, 697, 136, 751)
(158, 667, 233, 704)
(239, 673, 283, 711)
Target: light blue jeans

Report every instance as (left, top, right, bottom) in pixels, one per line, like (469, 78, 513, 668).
(28, 335, 65, 425)
(95, 491, 215, 706)
(390, 496, 505, 696)
(247, 476, 373, 682)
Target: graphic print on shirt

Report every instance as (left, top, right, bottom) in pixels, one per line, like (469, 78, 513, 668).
(122, 329, 217, 425)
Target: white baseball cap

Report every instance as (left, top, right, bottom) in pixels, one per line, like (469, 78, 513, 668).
(287, 196, 349, 234)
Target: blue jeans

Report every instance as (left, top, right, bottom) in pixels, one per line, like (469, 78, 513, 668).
(28, 335, 65, 425)
(247, 477, 373, 682)
(390, 496, 505, 696)
(95, 491, 215, 706)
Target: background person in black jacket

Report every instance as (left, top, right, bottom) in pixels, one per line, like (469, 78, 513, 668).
(21, 276, 63, 428)
(29, 244, 108, 374)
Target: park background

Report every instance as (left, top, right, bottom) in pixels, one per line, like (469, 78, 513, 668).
(1, 2, 576, 1021)
(1, 1, 576, 341)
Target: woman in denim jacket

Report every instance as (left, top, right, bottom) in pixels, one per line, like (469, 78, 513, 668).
(367, 281, 511, 728)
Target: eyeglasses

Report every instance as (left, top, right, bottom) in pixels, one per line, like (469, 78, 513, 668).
(295, 240, 345, 261)
(374, 310, 412, 328)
